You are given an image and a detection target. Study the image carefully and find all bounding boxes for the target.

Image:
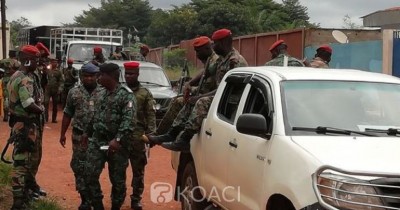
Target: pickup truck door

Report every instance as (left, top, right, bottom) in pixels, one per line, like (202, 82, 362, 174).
(200, 74, 250, 207)
(225, 75, 274, 210)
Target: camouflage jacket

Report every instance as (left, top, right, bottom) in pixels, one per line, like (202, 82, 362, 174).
(199, 52, 219, 94)
(1, 58, 19, 98)
(310, 57, 329, 69)
(47, 68, 64, 92)
(63, 67, 78, 88)
(129, 83, 156, 136)
(215, 49, 248, 86)
(64, 85, 105, 133)
(91, 84, 136, 144)
(265, 54, 305, 67)
(7, 70, 41, 119)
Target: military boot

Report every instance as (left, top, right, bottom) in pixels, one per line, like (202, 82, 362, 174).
(92, 199, 104, 210)
(131, 200, 143, 210)
(160, 129, 196, 152)
(147, 126, 183, 145)
(11, 197, 27, 210)
(78, 191, 91, 210)
(51, 111, 58, 123)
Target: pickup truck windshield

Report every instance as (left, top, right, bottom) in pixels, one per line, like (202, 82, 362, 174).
(282, 80, 400, 136)
(68, 44, 113, 62)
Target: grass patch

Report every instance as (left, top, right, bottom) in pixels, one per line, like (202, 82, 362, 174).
(0, 161, 12, 186)
(30, 199, 64, 210)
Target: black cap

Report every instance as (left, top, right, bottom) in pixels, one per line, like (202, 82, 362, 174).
(99, 63, 120, 73)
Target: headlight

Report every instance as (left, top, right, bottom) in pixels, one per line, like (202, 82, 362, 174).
(154, 103, 161, 111)
(316, 173, 384, 210)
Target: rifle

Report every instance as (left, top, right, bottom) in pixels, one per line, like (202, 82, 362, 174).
(177, 59, 190, 96)
(1, 135, 12, 164)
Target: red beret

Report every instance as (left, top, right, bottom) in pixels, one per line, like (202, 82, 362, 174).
(124, 61, 140, 69)
(317, 44, 333, 54)
(269, 40, 285, 52)
(93, 46, 102, 53)
(35, 42, 50, 56)
(20, 45, 40, 57)
(212, 29, 232, 40)
(140, 44, 149, 51)
(67, 58, 74, 64)
(193, 36, 211, 47)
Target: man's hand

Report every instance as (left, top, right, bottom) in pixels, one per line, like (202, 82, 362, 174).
(108, 139, 121, 155)
(59, 135, 66, 148)
(183, 82, 191, 92)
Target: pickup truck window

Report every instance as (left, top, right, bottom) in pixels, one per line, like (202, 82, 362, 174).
(282, 80, 400, 135)
(217, 81, 246, 124)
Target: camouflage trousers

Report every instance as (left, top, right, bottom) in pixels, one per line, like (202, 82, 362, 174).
(173, 96, 213, 132)
(44, 88, 59, 122)
(27, 122, 43, 190)
(156, 96, 185, 135)
(85, 138, 129, 207)
(128, 138, 147, 202)
(11, 122, 38, 202)
(70, 129, 90, 193)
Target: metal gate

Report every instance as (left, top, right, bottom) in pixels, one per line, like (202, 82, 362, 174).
(392, 31, 400, 77)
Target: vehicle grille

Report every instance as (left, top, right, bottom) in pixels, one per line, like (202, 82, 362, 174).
(155, 98, 171, 108)
(371, 178, 400, 208)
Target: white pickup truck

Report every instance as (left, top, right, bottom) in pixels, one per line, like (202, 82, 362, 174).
(171, 67, 400, 210)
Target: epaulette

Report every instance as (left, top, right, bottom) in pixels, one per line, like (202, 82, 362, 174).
(121, 84, 133, 93)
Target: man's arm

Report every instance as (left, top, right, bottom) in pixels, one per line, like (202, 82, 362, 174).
(59, 90, 75, 147)
(145, 91, 157, 134)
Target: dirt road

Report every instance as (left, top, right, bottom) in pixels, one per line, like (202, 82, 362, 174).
(0, 111, 180, 210)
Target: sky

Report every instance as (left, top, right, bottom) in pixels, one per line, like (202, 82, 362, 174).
(5, 0, 400, 28)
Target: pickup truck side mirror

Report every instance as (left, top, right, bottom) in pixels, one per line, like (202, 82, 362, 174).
(236, 113, 269, 137)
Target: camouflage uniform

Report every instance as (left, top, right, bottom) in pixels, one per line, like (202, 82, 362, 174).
(63, 85, 104, 201)
(44, 67, 63, 122)
(265, 54, 304, 67)
(310, 57, 329, 68)
(173, 49, 247, 133)
(61, 66, 78, 107)
(1, 58, 19, 121)
(85, 84, 136, 208)
(7, 70, 42, 207)
(156, 52, 219, 135)
(128, 83, 156, 205)
(26, 70, 45, 194)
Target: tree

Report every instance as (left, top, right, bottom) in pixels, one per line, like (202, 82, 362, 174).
(342, 14, 362, 29)
(10, 17, 32, 47)
(281, 0, 311, 28)
(73, 0, 153, 44)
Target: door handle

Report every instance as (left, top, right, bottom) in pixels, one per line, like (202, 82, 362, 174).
(205, 130, 212, 136)
(229, 141, 238, 148)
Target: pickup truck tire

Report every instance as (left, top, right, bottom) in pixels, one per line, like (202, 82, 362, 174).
(180, 161, 209, 210)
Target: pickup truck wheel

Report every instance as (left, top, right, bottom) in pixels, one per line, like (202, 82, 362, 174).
(180, 161, 209, 210)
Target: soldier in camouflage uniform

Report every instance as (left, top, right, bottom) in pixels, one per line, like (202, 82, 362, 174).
(265, 40, 304, 67)
(92, 47, 106, 66)
(154, 36, 218, 136)
(309, 45, 332, 69)
(7, 45, 44, 210)
(124, 61, 156, 210)
(61, 58, 78, 107)
(85, 63, 136, 210)
(1, 53, 20, 122)
(44, 58, 63, 123)
(59, 63, 103, 210)
(150, 29, 248, 152)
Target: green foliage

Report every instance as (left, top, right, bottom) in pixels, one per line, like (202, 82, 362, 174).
(165, 65, 198, 81)
(10, 17, 32, 48)
(0, 161, 12, 186)
(74, 0, 153, 44)
(163, 48, 187, 68)
(66, 0, 314, 47)
(29, 199, 63, 210)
